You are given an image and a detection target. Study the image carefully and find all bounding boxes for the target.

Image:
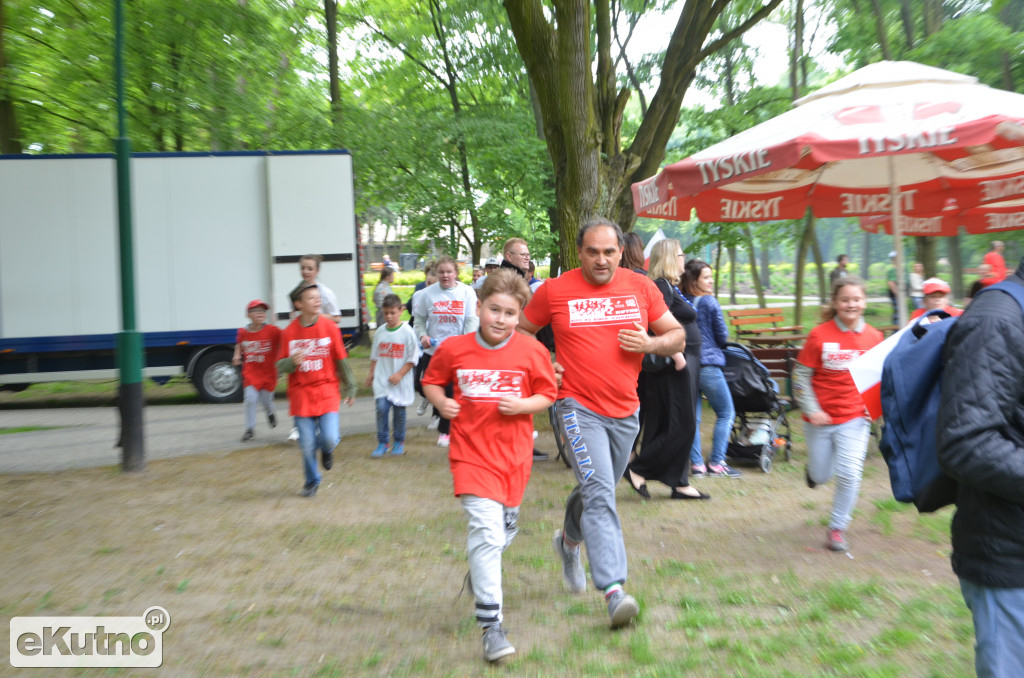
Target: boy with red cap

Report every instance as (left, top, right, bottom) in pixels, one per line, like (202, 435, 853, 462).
(909, 278, 963, 321)
(232, 300, 282, 442)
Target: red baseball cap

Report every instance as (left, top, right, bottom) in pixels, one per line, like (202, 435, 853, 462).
(247, 299, 269, 311)
(922, 278, 950, 296)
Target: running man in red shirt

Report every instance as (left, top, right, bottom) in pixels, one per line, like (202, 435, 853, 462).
(276, 284, 357, 497)
(795, 276, 883, 553)
(518, 218, 686, 630)
(423, 270, 557, 662)
(232, 299, 281, 442)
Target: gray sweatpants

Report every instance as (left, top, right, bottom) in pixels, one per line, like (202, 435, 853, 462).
(462, 495, 519, 628)
(243, 386, 275, 430)
(555, 397, 639, 591)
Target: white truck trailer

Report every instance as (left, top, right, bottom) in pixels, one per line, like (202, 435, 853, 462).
(0, 150, 366, 402)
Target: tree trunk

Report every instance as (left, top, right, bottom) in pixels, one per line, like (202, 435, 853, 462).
(867, 0, 893, 59)
(0, 0, 22, 154)
(726, 244, 737, 305)
(743, 225, 764, 307)
(810, 220, 825, 303)
(898, 0, 915, 48)
(789, 0, 803, 99)
(505, 0, 599, 269)
(948, 233, 963, 299)
(760, 239, 771, 289)
(794, 211, 813, 327)
(862, 228, 871, 282)
(324, 0, 343, 146)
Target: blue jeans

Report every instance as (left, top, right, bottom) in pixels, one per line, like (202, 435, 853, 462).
(689, 365, 735, 467)
(960, 578, 1024, 678)
(804, 417, 870, 531)
(375, 397, 406, 445)
(295, 411, 340, 487)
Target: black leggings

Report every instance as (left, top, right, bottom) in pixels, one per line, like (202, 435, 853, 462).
(414, 353, 452, 435)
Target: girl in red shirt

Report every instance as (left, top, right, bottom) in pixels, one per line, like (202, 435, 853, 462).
(232, 300, 281, 442)
(795, 276, 883, 553)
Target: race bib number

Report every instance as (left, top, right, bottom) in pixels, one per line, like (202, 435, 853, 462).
(567, 295, 642, 327)
(456, 369, 525, 400)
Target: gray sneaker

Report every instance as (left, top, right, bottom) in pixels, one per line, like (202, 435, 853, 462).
(607, 590, 639, 629)
(482, 624, 515, 662)
(552, 529, 586, 593)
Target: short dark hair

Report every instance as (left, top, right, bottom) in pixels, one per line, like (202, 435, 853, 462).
(290, 283, 319, 305)
(381, 293, 403, 309)
(576, 217, 624, 250)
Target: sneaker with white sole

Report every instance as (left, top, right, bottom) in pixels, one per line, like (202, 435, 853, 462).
(437, 433, 450, 447)
(481, 624, 515, 662)
(707, 463, 742, 478)
(416, 397, 429, 416)
(552, 529, 586, 593)
(288, 427, 300, 442)
(427, 415, 441, 431)
(827, 528, 849, 552)
(240, 429, 254, 442)
(607, 590, 639, 629)
(690, 463, 707, 478)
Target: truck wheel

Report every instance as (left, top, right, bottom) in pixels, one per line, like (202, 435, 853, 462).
(193, 350, 242, 403)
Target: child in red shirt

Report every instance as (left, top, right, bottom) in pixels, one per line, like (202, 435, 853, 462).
(795, 276, 883, 553)
(232, 300, 281, 442)
(276, 284, 357, 497)
(422, 270, 557, 663)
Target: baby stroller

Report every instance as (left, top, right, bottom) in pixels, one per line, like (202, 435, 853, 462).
(721, 342, 792, 473)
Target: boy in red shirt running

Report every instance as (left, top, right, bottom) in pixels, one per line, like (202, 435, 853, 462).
(232, 300, 281, 442)
(422, 270, 557, 663)
(276, 284, 357, 497)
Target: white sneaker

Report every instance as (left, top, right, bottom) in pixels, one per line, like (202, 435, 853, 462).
(427, 415, 441, 431)
(416, 397, 429, 416)
(288, 427, 299, 442)
(437, 433, 450, 447)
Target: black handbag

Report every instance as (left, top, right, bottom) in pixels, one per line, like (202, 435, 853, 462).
(641, 353, 674, 374)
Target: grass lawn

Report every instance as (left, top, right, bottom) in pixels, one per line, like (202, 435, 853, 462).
(0, 399, 974, 676)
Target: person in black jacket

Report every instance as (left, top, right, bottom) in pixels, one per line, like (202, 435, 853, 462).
(937, 257, 1024, 678)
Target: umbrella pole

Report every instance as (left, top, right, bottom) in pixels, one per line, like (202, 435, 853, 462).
(889, 156, 908, 327)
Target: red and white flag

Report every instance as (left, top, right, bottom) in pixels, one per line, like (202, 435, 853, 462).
(642, 228, 666, 269)
(848, 323, 914, 419)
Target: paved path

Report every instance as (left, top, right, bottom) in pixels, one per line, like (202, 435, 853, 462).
(0, 398, 382, 474)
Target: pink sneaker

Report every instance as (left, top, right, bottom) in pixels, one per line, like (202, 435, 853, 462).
(437, 433, 450, 448)
(827, 529, 848, 552)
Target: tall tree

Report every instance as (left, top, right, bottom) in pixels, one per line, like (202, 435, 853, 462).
(504, 0, 783, 267)
(0, 0, 21, 153)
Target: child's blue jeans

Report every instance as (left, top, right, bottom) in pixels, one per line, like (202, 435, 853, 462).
(375, 397, 406, 445)
(295, 411, 339, 487)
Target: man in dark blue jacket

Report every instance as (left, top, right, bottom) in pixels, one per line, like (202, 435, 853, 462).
(937, 256, 1024, 678)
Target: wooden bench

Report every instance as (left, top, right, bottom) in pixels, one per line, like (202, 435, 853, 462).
(726, 307, 804, 345)
(748, 346, 801, 403)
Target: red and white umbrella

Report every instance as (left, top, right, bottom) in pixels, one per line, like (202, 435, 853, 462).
(631, 60, 1024, 324)
(860, 197, 1024, 236)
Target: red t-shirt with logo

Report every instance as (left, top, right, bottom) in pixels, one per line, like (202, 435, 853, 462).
(277, 315, 347, 417)
(422, 332, 557, 506)
(236, 324, 281, 391)
(796, 319, 883, 425)
(523, 268, 669, 418)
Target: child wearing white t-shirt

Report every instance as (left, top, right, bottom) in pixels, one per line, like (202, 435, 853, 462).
(365, 294, 419, 457)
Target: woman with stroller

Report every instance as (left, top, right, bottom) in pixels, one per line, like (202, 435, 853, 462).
(626, 239, 709, 500)
(682, 259, 741, 479)
(794, 276, 883, 552)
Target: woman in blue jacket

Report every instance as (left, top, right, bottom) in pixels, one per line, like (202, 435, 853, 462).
(682, 259, 741, 478)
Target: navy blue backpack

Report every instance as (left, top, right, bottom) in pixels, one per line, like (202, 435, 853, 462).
(879, 280, 1024, 512)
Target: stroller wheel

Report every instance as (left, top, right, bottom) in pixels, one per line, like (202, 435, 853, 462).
(759, 449, 773, 473)
(784, 441, 792, 462)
